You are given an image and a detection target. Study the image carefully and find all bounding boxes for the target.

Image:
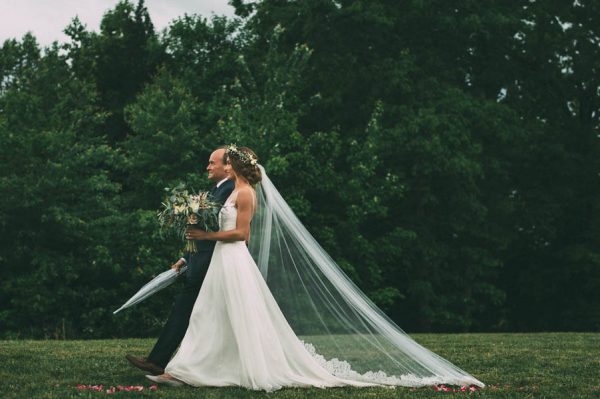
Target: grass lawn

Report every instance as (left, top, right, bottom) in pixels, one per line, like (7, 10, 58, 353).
(1, 333, 599, 398)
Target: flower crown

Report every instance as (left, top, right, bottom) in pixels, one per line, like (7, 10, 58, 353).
(226, 144, 258, 166)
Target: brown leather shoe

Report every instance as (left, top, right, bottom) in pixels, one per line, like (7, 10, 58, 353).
(125, 354, 164, 375)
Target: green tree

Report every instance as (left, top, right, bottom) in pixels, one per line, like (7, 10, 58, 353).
(499, 1, 600, 330)
(64, 0, 164, 144)
(0, 37, 123, 337)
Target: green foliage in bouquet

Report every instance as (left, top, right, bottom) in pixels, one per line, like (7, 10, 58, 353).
(157, 184, 220, 253)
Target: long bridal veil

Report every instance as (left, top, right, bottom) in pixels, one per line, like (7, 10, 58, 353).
(248, 165, 485, 388)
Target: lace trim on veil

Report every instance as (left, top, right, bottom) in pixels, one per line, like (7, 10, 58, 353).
(302, 341, 482, 388)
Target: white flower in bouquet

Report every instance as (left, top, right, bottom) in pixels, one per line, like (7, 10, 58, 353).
(158, 184, 220, 253)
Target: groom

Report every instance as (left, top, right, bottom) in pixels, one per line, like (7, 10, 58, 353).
(126, 146, 234, 375)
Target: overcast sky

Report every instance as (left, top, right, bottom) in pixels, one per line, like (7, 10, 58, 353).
(0, 0, 236, 47)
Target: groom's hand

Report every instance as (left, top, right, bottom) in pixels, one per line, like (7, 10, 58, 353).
(171, 258, 185, 272)
(185, 226, 207, 240)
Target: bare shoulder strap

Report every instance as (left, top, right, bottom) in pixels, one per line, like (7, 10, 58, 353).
(234, 187, 257, 213)
(224, 190, 238, 206)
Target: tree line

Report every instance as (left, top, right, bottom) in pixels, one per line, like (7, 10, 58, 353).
(0, 0, 598, 338)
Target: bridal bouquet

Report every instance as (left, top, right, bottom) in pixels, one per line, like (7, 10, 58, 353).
(157, 184, 220, 253)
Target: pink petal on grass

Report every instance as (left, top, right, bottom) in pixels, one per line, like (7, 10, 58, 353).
(76, 384, 158, 393)
(433, 384, 481, 393)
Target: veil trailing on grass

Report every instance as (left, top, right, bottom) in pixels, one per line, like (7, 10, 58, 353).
(248, 165, 485, 388)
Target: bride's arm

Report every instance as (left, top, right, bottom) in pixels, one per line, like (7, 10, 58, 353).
(186, 189, 253, 242)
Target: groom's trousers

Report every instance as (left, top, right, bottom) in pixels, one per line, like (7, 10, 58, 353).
(147, 250, 213, 368)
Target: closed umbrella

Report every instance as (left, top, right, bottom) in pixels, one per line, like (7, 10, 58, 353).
(113, 266, 187, 314)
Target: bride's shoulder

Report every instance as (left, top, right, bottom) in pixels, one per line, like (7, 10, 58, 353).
(234, 187, 256, 207)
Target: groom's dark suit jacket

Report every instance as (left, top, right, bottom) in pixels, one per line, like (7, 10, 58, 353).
(148, 178, 234, 368)
(182, 179, 235, 285)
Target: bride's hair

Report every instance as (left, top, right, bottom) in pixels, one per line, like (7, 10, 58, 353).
(226, 145, 262, 185)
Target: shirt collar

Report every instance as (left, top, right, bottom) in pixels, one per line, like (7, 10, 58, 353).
(216, 177, 229, 188)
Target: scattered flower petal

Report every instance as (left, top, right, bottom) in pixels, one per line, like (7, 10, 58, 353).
(433, 384, 481, 393)
(76, 384, 158, 393)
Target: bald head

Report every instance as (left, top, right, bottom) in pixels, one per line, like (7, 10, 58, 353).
(206, 148, 228, 182)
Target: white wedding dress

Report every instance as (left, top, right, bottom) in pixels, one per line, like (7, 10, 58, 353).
(164, 190, 378, 391)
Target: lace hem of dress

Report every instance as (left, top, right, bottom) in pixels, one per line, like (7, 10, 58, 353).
(301, 341, 483, 388)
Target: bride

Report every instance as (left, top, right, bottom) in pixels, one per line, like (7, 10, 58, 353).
(147, 145, 485, 391)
